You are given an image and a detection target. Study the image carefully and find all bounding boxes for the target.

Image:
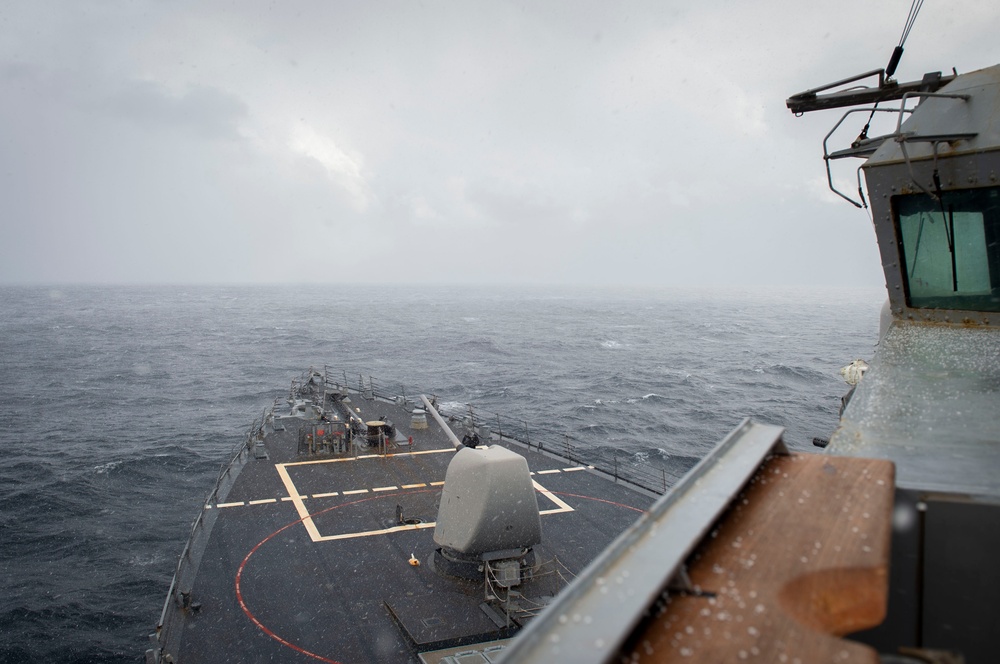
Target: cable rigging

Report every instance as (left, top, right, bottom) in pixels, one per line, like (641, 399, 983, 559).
(855, 0, 927, 145)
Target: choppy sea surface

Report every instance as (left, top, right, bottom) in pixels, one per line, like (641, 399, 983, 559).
(0, 284, 883, 662)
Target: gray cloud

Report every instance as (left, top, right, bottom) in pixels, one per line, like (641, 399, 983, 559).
(1, 0, 996, 286)
(109, 81, 248, 140)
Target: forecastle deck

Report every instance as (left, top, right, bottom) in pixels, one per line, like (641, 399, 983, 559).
(152, 374, 659, 663)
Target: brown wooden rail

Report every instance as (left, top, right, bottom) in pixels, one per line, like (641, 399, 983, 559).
(619, 453, 895, 663)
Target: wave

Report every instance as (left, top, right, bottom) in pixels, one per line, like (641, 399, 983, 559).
(0, 283, 881, 659)
(451, 337, 510, 356)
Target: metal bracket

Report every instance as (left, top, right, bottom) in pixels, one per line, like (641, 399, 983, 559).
(823, 107, 914, 207)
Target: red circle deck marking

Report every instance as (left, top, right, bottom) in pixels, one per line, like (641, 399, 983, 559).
(235, 486, 649, 661)
(235, 489, 438, 663)
(551, 491, 649, 514)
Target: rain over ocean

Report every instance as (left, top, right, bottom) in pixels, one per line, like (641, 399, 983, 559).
(0, 284, 883, 662)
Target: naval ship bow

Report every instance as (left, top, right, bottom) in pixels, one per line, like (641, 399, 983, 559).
(148, 370, 691, 663)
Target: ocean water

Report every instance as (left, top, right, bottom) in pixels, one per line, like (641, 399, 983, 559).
(0, 284, 884, 662)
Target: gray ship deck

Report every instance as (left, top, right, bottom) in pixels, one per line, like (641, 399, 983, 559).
(162, 382, 656, 663)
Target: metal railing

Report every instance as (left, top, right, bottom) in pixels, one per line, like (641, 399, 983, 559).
(149, 392, 286, 662)
(320, 369, 690, 496)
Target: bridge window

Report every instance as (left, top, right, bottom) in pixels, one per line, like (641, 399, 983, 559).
(895, 187, 1000, 312)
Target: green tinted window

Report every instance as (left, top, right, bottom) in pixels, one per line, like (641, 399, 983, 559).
(895, 187, 1000, 311)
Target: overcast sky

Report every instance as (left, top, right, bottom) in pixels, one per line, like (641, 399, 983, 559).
(2, 1, 997, 287)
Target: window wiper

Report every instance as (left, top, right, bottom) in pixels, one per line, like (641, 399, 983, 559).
(933, 172, 958, 292)
(947, 204, 957, 292)
(909, 212, 927, 281)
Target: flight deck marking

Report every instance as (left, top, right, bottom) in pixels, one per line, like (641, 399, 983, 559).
(280, 447, 456, 468)
(274, 464, 322, 541)
(271, 450, 456, 529)
(292, 480, 574, 542)
(212, 466, 591, 509)
(234, 472, 609, 664)
(316, 520, 438, 541)
(534, 480, 574, 515)
(249, 453, 581, 540)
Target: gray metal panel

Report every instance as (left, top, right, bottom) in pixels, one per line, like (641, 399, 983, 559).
(866, 65, 1000, 166)
(923, 497, 1000, 663)
(500, 419, 787, 663)
(828, 323, 1000, 497)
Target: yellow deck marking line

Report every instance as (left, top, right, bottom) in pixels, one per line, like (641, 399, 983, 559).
(307, 479, 573, 542)
(277, 443, 578, 542)
(275, 464, 322, 541)
(534, 479, 574, 515)
(316, 521, 438, 541)
(281, 447, 456, 468)
(215, 465, 588, 512)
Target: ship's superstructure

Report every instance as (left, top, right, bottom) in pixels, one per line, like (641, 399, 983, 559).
(824, 64, 1000, 661)
(500, 65, 1000, 663)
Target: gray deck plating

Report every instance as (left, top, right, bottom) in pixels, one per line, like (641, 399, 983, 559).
(829, 323, 1000, 498)
(165, 389, 655, 663)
